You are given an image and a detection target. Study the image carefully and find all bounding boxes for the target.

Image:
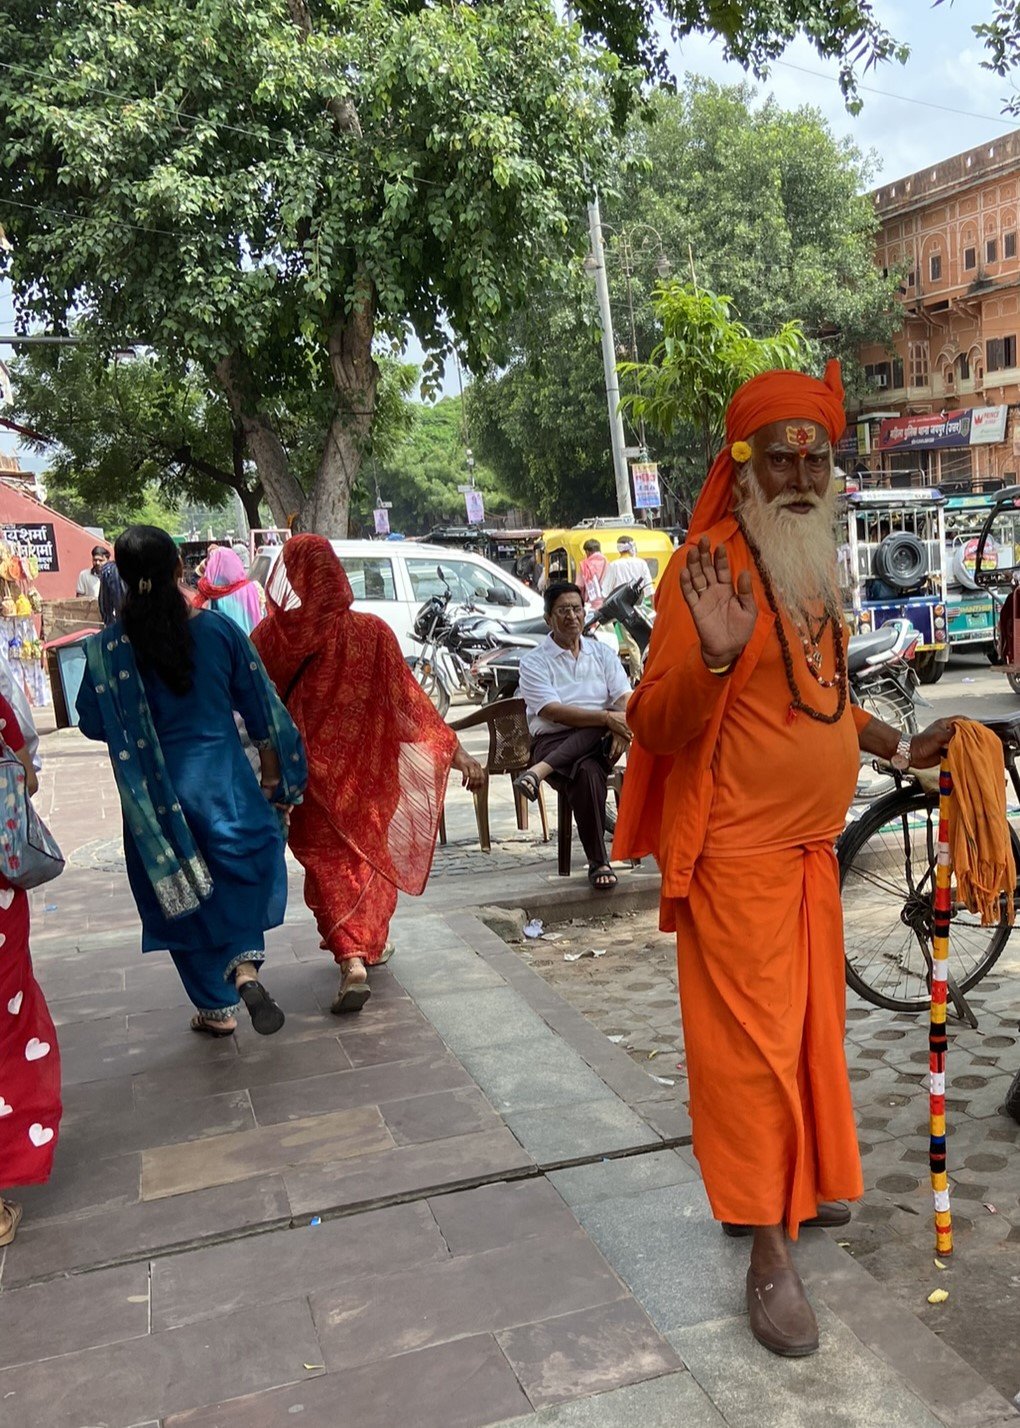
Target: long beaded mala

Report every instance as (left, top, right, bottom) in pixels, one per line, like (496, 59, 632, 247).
(738, 519, 848, 726)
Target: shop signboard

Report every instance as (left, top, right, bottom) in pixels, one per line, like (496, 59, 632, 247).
(877, 410, 971, 451)
(0, 521, 58, 572)
(969, 404, 1009, 446)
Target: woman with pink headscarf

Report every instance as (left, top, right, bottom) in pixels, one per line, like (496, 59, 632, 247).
(194, 547, 264, 635)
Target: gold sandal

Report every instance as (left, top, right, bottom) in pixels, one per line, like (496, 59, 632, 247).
(0, 1199, 24, 1247)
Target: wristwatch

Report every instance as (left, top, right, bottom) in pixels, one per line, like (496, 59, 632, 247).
(890, 734, 913, 772)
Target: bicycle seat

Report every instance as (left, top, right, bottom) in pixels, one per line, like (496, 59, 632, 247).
(972, 713, 1020, 751)
(846, 625, 898, 674)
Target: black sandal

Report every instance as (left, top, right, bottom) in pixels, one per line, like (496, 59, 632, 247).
(237, 980, 286, 1036)
(513, 770, 541, 803)
(587, 862, 618, 892)
(190, 1016, 235, 1039)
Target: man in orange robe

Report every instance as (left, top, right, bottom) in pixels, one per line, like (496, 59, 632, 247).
(614, 362, 953, 1357)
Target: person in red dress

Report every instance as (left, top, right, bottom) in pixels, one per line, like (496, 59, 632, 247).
(252, 536, 484, 1015)
(0, 693, 62, 1244)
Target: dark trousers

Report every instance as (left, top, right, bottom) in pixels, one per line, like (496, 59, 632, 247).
(532, 726, 611, 869)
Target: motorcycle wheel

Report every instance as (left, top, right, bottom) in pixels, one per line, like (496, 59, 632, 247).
(411, 658, 451, 718)
(1008, 672, 1020, 698)
(856, 683, 919, 735)
(913, 651, 945, 685)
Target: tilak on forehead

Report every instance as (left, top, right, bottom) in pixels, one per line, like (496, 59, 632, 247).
(686, 361, 847, 540)
(784, 424, 818, 452)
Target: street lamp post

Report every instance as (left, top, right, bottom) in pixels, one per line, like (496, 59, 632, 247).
(587, 196, 633, 523)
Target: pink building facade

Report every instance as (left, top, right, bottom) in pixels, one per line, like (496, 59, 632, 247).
(853, 131, 1020, 490)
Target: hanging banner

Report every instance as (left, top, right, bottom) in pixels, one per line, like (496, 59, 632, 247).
(631, 461, 661, 510)
(373, 507, 390, 536)
(969, 405, 1008, 446)
(465, 489, 485, 525)
(877, 410, 971, 451)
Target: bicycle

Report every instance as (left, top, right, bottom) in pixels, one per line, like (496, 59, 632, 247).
(837, 712, 1020, 1025)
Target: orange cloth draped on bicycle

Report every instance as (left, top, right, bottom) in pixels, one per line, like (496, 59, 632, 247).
(944, 720, 1016, 926)
(252, 537, 457, 958)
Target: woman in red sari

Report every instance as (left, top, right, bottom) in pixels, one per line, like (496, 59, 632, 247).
(0, 693, 62, 1243)
(252, 537, 483, 1014)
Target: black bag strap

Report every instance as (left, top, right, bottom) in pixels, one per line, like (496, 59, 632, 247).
(282, 654, 316, 707)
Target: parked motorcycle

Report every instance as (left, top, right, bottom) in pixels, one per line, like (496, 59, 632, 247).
(471, 579, 652, 703)
(408, 567, 546, 716)
(848, 617, 922, 734)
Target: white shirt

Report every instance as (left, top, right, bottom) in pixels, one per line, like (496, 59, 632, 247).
(602, 555, 653, 600)
(76, 568, 101, 598)
(519, 634, 631, 735)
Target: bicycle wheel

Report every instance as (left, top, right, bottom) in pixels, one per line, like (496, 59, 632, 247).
(838, 786, 1016, 1011)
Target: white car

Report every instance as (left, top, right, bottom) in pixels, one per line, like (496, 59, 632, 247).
(249, 539, 547, 659)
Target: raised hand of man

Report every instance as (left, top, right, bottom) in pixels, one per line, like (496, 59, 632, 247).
(679, 537, 758, 672)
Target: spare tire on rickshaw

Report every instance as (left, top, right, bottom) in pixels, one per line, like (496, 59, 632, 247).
(872, 531, 927, 592)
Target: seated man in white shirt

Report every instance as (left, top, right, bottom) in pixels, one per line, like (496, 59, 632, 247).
(516, 581, 631, 891)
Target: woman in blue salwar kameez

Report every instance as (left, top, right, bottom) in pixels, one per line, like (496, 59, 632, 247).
(76, 525, 306, 1038)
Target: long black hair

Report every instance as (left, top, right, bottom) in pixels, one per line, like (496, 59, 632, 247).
(114, 525, 194, 696)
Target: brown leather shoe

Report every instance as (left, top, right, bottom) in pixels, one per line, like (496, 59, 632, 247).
(723, 1201, 851, 1238)
(746, 1265, 819, 1357)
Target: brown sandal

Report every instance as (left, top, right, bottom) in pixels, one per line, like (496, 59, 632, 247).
(0, 1199, 24, 1247)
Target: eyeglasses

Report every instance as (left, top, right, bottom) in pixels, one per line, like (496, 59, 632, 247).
(552, 605, 584, 620)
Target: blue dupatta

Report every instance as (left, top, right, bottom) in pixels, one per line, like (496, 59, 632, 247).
(84, 628, 306, 921)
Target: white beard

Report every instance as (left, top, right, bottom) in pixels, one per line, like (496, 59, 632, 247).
(734, 466, 841, 619)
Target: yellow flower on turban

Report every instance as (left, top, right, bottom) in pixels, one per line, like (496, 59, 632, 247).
(731, 440, 752, 464)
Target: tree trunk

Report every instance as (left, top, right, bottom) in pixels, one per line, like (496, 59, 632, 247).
(301, 288, 379, 537)
(282, 0, 378, 539)
(214, 354, 306, 530)
(230, 422, 264, 534)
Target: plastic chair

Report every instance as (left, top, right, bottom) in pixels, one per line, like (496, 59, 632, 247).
(557, 764, 625, 877)
(439, 699, 549, 853)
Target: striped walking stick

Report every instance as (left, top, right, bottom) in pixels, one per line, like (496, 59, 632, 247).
(930, 766, 953, 1257)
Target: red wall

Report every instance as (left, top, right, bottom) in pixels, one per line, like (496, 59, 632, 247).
(0, 481, 108, 601)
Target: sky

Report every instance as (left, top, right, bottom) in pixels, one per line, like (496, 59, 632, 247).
(2, 0, 1017, 471)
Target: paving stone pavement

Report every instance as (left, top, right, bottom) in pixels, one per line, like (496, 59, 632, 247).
(0, 719, 1015, 1427)
(517, 904, 1020, 1405)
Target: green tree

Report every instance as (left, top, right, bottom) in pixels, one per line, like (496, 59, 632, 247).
(8, 344, 250, 524)
(9, 342, 426, 537)
(360, 397, 512, 535)
(0, 0, 624, 537)
(572, 3, 906, 106)
(959, 3, 1020, 112)
(471, 80, 902, 521)
(469, 296, 619, 524)
(619, 282, 812, 468)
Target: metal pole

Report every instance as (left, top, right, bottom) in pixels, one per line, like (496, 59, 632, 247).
(620, 234, 647, 455)
(588, 196, 633, 522)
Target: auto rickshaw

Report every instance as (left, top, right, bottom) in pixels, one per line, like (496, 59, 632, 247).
(973, 486, 1020, 695)
(539, 523, 674, 591)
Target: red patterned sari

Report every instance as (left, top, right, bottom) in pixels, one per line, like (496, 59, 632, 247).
(0, 697, 61, 1192)
(252, 537, 457, 963)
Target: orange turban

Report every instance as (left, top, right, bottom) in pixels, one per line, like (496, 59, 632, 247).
(688, 360, 847, 539)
